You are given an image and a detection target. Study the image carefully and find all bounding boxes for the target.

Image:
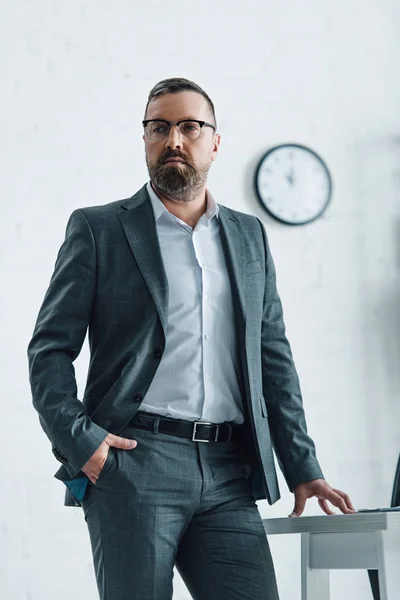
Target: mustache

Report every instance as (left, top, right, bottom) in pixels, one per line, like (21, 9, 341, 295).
(161, 153, 189, 163)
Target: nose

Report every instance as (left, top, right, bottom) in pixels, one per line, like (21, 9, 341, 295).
(164, 124, 183, 150)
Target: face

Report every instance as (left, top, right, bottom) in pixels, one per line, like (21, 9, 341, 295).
(143, 91, 220, 200)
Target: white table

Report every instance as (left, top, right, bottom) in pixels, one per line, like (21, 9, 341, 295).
(262, 512, 400, 599)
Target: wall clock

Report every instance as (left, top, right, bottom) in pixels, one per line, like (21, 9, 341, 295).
(254, 143, 332, 225)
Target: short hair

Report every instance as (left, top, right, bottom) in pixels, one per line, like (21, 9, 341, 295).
(144, 77, 217, 129)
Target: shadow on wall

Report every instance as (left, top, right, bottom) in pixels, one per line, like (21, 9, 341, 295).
(353, 135, 400, 503)
(375, 217, 400, 399)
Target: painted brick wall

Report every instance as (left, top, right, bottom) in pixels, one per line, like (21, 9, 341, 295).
(2, 1, 399, 598)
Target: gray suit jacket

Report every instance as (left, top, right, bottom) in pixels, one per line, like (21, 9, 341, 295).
(27, 183, 323, 507)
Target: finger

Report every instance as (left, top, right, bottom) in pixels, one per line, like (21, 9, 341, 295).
(332, 488, 356, 512)
(321, 489, 354, 514)
(318, 498, 336, 516)
(290, 490, 307, 517)
(108, 434, 137, 450)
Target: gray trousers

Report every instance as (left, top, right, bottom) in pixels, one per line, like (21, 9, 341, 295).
(81, 417, 280, 600)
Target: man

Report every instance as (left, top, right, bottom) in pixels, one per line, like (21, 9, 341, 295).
(27, 77, 355, 600)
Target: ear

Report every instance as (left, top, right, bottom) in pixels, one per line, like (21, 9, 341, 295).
(211, 133, 221, 161)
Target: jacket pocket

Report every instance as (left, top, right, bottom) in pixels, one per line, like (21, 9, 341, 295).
(259, 394, 268, 418)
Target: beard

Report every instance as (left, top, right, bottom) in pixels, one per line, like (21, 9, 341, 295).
(145, 154, 211, 201)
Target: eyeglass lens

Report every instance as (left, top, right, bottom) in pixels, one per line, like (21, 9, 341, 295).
(145, 121, 201, 141)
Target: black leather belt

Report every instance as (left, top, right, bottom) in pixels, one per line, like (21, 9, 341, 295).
(129, 411, 242, 443)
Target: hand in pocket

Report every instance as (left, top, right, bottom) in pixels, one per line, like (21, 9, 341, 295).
(82, 433, 138, 484)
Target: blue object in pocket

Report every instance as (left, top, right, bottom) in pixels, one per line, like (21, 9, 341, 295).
(64, 475, 89, 502)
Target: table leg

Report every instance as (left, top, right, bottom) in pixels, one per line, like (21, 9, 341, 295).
(301, 533, 330, 600)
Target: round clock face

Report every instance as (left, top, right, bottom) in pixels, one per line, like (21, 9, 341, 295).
(254, 144, 332, 225)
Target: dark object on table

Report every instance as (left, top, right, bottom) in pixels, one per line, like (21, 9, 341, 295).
(390, 454, 400, 508)
(368, 453, 400, 600)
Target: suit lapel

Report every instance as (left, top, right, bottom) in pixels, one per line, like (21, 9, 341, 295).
(217, 206, 247, 329)
(117, 185, 169, 340)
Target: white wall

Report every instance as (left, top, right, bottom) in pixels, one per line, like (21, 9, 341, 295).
(2, 1, 400, 598)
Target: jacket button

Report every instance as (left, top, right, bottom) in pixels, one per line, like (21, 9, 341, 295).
(133, 393, 143, 403)
(154, 349, 162, 359)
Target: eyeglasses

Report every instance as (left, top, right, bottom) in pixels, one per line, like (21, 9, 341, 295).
(142, 119, 216, 142)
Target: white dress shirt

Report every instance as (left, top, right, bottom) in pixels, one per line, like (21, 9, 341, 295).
(139, 181, 244, 425)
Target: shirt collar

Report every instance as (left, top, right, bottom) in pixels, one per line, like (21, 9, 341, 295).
(146, 181, 219, 223)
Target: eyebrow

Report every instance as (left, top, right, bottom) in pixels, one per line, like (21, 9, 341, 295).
(148, 116, 202, 121)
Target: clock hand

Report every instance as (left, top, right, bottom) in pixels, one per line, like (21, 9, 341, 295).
(285, 166, 296, 186)
(286, 173, 295, 185)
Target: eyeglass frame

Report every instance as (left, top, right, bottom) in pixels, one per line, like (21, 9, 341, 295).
(142, 119, 216, 141)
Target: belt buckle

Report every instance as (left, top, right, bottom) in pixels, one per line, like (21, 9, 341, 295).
(192, 421, 219, 442)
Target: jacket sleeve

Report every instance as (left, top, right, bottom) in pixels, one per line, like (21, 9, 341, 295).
(256, 217, 324, 491)
(27, 209, 109, 478)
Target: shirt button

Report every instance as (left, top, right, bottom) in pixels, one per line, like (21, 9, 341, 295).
(204, 334, 209, 340)
(133, 393, 143, 403)
(154, 349, 163, 359)
(205, 374, 210, 380)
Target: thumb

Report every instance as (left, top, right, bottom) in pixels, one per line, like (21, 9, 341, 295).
(107, 433, 137, 450)
(289, 490, 306, 518)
